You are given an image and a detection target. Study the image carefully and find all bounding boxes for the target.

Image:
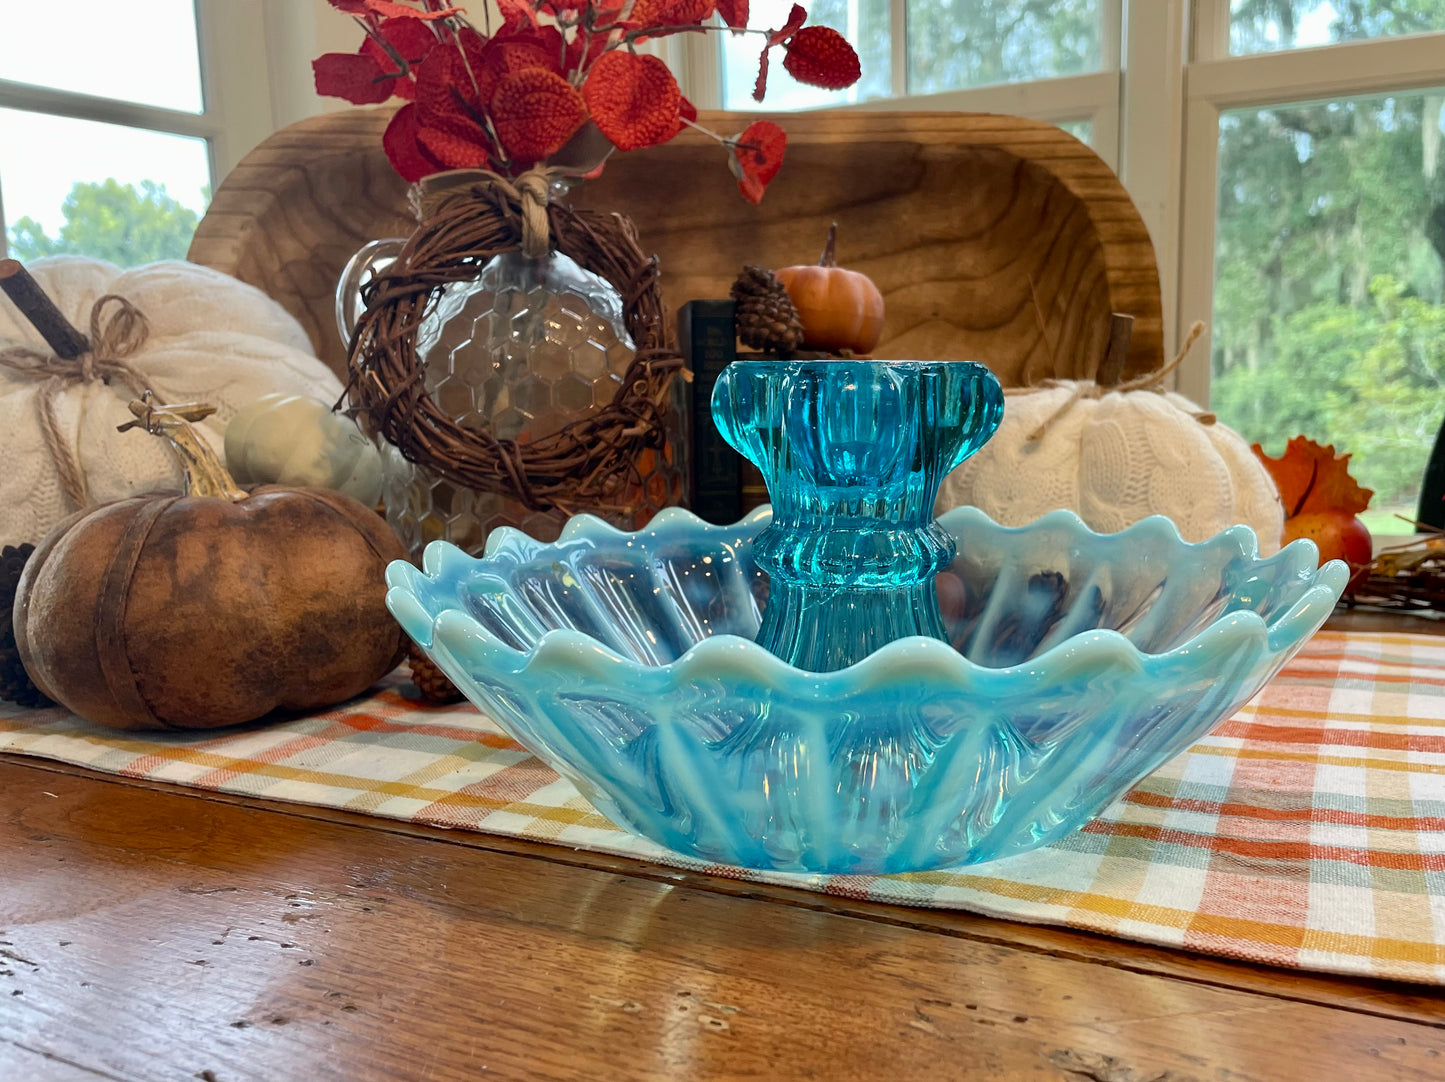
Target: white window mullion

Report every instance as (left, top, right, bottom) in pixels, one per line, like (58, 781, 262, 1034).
(1192, 0, 1232, 63)
(1118, 0, 1189, 362)
(1189, 31, 1445, 110)
(1175, 93, 1222, 407)
(0, 78, 219, 141)
(1087, 74, 1122, 171)
(196, 0, 276, 180)
(848, 71, 1115, 121)
(890, 0, 908, 98)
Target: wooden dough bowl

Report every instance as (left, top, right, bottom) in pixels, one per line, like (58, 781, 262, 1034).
(189, 109, 1163, 388)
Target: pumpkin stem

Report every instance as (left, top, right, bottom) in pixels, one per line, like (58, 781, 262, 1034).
(819, 222, 838, 268)
(118, 395, 249, 502)
(1096, 313, 1134, 388)
(0, 259, 90, 360)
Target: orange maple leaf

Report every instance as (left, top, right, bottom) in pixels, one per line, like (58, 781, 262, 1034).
(1252, 436, 1373, 518)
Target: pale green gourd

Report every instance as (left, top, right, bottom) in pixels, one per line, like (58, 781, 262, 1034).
(225, 393, 383, 507)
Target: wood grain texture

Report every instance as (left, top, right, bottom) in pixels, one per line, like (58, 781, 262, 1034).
(189, 109, 1163, 389)
(10, 752, 1444, 1032)
(3, 760, 1443, 1082)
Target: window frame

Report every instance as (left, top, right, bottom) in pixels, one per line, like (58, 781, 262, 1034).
(0, 0, 278, 259)
(1176, 1, 1445, 405)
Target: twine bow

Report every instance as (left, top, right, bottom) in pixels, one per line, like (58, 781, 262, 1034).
(1006, 320, 1212, 441)
(0, 294, 154, 508)
(410, 166, 562, 260)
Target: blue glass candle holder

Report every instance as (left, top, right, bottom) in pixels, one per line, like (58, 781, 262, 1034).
(711, 360, 1004, 671)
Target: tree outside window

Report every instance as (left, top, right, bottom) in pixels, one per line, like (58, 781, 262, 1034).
(1212, 1, 1445, 532)
(7, 179, 203, 268)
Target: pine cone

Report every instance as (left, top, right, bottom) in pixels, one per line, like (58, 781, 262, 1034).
(407, 639, 464, 704)
(731, 265, 804, 353)
(0, 543, 52, 709)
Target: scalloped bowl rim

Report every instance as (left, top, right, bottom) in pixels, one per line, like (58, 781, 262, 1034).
(386, 506, 1350, 695)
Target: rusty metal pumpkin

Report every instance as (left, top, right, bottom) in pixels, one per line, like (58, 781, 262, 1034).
(14, 397, 407, 730)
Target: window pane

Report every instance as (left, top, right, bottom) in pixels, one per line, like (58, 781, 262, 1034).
(908, 0, 1102, 95)
(1230, 0, 1445, 57)
(1057, 118, 1093, 145)
(1211, 93, 1445, 534)
(722, 0, 892, 110)
(1, 110, 211, 268)
(0, 0, 203, 113)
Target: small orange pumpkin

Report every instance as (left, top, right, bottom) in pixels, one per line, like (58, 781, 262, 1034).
(775, 223, 885, 354)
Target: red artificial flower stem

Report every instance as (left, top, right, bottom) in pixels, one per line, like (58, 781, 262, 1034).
(318, 0, 861, 200)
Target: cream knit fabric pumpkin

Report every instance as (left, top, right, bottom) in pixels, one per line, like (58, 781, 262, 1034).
(0, 256, 342, 544)
(936, 381, 1284, 553)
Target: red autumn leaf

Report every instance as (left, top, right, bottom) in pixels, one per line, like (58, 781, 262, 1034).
(679, 95, 697, 123)
(476, 34, 566, 104)
(782, 26, 861, 88)
(491, 67, 590, 164)
(729, 119, 786, 204)
(767, 4, 807, 45)
(327, 0, 373, 12)
(753, 44, 769, 101)
(716, 0, 749, 31)
(383, 102, 443, 182)
(362, 0, 460, 19)
(495, 0, 539, 29)
(584, 51, 682, 152)
(628, 0, 716, 31)
(313, 52, 394, 105)
(540, 0, 590, 15)
(362, 17, 439, 68)
(414, 31, 492, 144)
(359, 16, 440, 100)
(1253, 436, 1374, 518)
(417, 125, 490, 170)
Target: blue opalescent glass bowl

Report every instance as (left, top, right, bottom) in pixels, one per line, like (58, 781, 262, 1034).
(386, 508, 1348, 874)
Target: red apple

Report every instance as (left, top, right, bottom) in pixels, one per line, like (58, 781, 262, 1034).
(1282, 510, 1372, 589)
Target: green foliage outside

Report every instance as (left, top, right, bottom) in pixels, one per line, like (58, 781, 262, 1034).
(904, 0, 1099, 95)
(6, 179, 200, 269)
(798, 0, 1100, 100)
(1211, 1, 1445, 528)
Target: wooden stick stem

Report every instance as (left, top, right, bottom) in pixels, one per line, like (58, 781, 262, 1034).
(820, 222, 838, 268)
(1097, 313, 1134, 388)
(0, 259, 90, 360)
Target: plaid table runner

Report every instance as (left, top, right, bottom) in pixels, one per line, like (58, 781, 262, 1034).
(3, 629, 1443, 984)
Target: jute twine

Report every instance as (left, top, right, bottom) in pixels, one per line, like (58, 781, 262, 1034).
(1006, 320, 1211, 441)
(0, 295, 153, 508)
(346, 167, 685, 515)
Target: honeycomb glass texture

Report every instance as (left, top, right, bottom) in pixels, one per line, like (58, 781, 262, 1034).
(381, 252, 687, 556)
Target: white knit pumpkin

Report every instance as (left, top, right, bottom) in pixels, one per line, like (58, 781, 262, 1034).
(0, 256, 343, 544)
(937, 381, 1284, 553)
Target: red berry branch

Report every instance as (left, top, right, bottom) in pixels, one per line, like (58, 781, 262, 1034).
(313, 0, 862, 203)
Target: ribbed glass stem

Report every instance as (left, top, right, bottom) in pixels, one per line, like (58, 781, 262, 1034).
(712, 360, 1004, 672)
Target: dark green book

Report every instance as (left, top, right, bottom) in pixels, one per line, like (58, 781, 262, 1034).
(677, 300, 740, 525)
(1419, 411, 1445, 529)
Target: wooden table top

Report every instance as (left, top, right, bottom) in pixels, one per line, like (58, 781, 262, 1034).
(4, 611, 1444, 1082)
